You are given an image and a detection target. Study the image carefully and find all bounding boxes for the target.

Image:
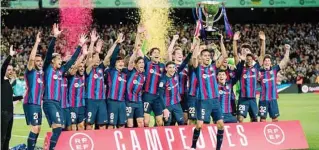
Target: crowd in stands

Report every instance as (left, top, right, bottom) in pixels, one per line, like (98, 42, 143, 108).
(1, 23, 319, 85)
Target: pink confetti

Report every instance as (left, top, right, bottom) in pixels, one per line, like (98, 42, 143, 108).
(59, 0, 93, 57)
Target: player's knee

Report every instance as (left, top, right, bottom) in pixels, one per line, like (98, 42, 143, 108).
(51, 123, 62, 128)
(31, 125, 41, 134)
(238, 116, 244, 123)
(107, 125, 115, 129)
(86, 125, 93, 130)
(251, 118, 258, 122)
(99, 125, 106, 129)
(216, 120, 224, 130)
(272, 118, 278, 122)
(196, 121, 203, 129)
(260, 117, 267, 122)
(137, 119, 144, 127)
(127, 120, 134, 128)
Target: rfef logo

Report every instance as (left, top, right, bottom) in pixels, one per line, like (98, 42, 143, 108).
(69, 133, 94, 150)
(263, 124, 285, 145)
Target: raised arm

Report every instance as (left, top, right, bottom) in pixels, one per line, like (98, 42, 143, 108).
(279, 44, 290, 69)
(110, 44, 121, 68)
(216, 34, 228, 68)
(167, 35, 179, 61)
(62, 34, 87, 73)
(178, 52, 193, 73)
(233, 31, 241, 65)
(103, 33, 124, 66)
(43, 24, 61, 70)
(1, 46, 15, 81)
(191, 37, 201, 68)
(69, 44, 88, 75)
(258, 31, 266, 66)
(27, 32, 41, 71)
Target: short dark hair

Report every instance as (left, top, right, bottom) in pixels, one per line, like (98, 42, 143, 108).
(172, 47, 182, 55)
(217, 69, 227, 75)
(200, 49, 210, 55)
(134, 56, 144, 64)
(263, 54, 272, 61)
(149, 47, 160, 55)
(246, 53, 254, 58)
(35, 54, 42, 58)
(116, 55, 125, 61)
(165, 61, 175, 67)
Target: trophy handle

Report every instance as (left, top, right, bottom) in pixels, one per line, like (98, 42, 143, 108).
(213, 9, 223, 23)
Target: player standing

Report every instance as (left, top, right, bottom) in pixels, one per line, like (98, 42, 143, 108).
(233, 31, 266, 123)
(258, 44, 290, 122)
(23, 32, 44, 150)
(190, 34, 227, 150)
(42, 24, 85, 150)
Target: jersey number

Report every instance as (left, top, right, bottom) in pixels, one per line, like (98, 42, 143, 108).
(259, 106, 267, 113)
(189, 107, 195, 114)
(239, 105, 246, 111)
(144, 102, 150, 111)
(33, 113, 38, 120)
(126, 107, 132, 114)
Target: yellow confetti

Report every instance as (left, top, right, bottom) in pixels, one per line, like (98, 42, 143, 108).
(136, 0, 172, 60)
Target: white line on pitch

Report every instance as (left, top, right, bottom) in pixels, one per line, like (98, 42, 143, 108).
(12, 135, 44, 140)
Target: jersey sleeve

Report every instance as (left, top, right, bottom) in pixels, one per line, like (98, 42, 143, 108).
(178, 52, 192, 73)
(273, 65, 281, 72)
(43, 37, 56, 70)
(158, 77, 167, 109)
(61, 46, 81, 73)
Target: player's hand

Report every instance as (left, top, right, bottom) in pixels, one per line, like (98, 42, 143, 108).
(233, 31, 241, 41)
(219, 33, 224, 42)
(284, 44, 291, 51)
(238, 53, 246, 60)
(36, 32, 41, 43)
(163, 109, 170, 121)
(9, 45, 16, 56)
(259, 31, 266, 41)
(82, 44, 88, 55)
(79, 34, 88, 47)
(52, 23, 62, 38)
(90, 29, 99, 43)
(116, 33, 125, 44)
(137, 24, 146, 34)
(173, 35, 179, 41)
(95, 39, 104, 53)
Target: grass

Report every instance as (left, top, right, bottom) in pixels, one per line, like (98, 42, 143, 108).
(10, 93, 319, 149)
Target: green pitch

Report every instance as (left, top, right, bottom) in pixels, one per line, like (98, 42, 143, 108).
(10, 94, 319, 149)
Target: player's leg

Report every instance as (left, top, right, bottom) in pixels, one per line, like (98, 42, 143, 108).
(181, 94, 189, 125)
(108, 100, 118, 129)
(191, 100, 211, 149)
(269, 100, 280, 122)
(43, 101, 63, 150)
(97, 100, 108, 129)
(173, 104, 185, 125)
(24, 104, 42, 150)
(143, 101, 152, 127)
(77, 107, 86, 131)
(63, 108, 72, 131)
(237, 98, 249, 123)
(126, 102, 134, 128)
(258, 100, 268, 122)
(135, 102, 144, 127)
(224, 113, 237, 123)
(211, 99, 224, 150)
(187, 96, 197, 125)
(69, 108, 77, 131)
(117, 102, 127, 128)
(154, 98, 164, 126)
(164, 106, 173, 126)
(249, 98, 258, 122)
(85, 100, 98, 130)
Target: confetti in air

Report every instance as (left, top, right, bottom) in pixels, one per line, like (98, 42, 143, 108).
(59, 0, 93, 57)
(137, 0, 172, 59)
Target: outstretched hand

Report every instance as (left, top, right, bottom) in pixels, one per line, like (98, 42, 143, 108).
(52, 23, 62, 38)
(79, 34, 88, 46)
(90, 29, 99, 43)
(233, 31, 241, 41)
(9, 45, 16, 56)
(36, 32, 42, 43)
(116, 33, 125, 43)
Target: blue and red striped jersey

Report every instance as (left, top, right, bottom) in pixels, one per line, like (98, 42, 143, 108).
(188, 66, 199, 97)
(158, 74, 181, 107)
(68, 74, 85, 107)
(107, 68, 128, 101)
(176, 64, 188, 95)
(85, 64, 106, 100)
(218, 82, 234, 113)
(143, 57, 165, 95)
(195, 63, 219, 100)
(60, 76, 68, 108)
(237, 61, 261, 98)
(126, 69, 145, 102)
(259, 65, 280, 101)
(23, 69, 44, 105)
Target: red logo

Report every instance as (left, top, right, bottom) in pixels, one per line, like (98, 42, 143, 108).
(69, 133, 94, 150)
(263, 124, 285, 145)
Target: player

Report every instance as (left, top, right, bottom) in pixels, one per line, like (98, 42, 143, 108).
(167, 35, 189, 125)
(233, 31, 266, 123)
(217, 69, 238, 123)
(42, 24, 85, 150)
(60, 68, 70, 131)
(158, 50, 193, 126)
(190, 34, 227, 150)
(84, 30, 115, 130)
(142, 46, 165, 127)
(106, 33, 127, 129)
(258, 44, 290, 122)
(22, 32, 44, 150)
(67, 45, 88, 131)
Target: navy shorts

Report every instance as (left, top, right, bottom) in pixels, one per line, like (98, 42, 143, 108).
(142, 93, 163, 116)
(86, 99, 108, 125)
(187, 95, 197, 120)
(164, 103, 184, 126)
(197, 99, 222, 123)
(180, 94, 188, 112)
(223, 113, 237, 123)
(238, 98, 258, 119)
(23, 104, 42, 126)
(126, 101, 144, 119)
(43, 100, 63, 127)
(62, 108, 71, 127)
(108, 100, 127, 126)
(258, 100, 280, 119)
(69, 107, 86, 124)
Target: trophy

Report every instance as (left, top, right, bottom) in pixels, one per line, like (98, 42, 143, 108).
(195, 1, 226, 40)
